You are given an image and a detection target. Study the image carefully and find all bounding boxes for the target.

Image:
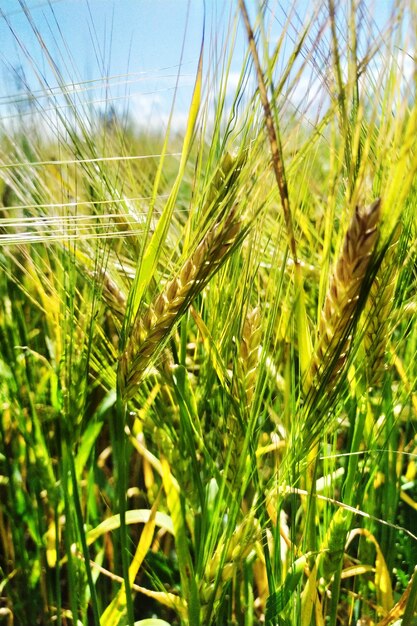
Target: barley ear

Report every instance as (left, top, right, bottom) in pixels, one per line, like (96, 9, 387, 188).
(224, 306, 262, 487)
(93, 268, 127, 320)
(119, 207, 242, 400)
(237, 306, 262, 409)
(308, 198, 381, 389)
(364, 223, 401, 389)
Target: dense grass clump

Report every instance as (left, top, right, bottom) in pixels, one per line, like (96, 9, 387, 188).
(1, 2, 417, 625)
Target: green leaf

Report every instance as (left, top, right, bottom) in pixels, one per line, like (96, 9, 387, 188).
(265, 555, 307, 622)
(125, 41, 204, 327)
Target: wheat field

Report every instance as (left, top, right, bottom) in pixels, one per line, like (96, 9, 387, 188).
(0, 2, 417, 626)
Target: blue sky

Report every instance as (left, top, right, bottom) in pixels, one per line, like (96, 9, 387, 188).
(0, 1, 402, 132)
(0, 1, 239, 130)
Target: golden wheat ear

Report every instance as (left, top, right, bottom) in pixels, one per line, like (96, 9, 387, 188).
(308, 198, 381, 390)
(119, 207, 242, 401)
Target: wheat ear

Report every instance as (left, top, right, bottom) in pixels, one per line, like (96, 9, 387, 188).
(203, 514, 261, 597)
(224, 307, 262, 486)
(364, 224, 400, 388)
(237, 306, 262, 409)
(92, 268, 127, 320)
(309, 198, 381, 388)
(119, 207, 241, 400)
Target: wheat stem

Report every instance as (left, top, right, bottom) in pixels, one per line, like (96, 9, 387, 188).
(238, 0, 298, 265)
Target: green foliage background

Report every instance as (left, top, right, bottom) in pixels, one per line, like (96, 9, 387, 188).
(1, 2, 417, 626)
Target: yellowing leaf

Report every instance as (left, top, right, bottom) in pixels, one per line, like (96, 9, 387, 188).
(100, 496, 160, 626)
(347, 528, 394, 614)
(61, 509, 173, 566)
(401, 490, 417, 512)
(85, 509, 173, 546)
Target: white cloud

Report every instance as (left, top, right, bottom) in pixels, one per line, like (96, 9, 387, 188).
(128, 91, 192, 133)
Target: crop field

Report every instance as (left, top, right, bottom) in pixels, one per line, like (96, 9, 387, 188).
(0, 1, 417, 625)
